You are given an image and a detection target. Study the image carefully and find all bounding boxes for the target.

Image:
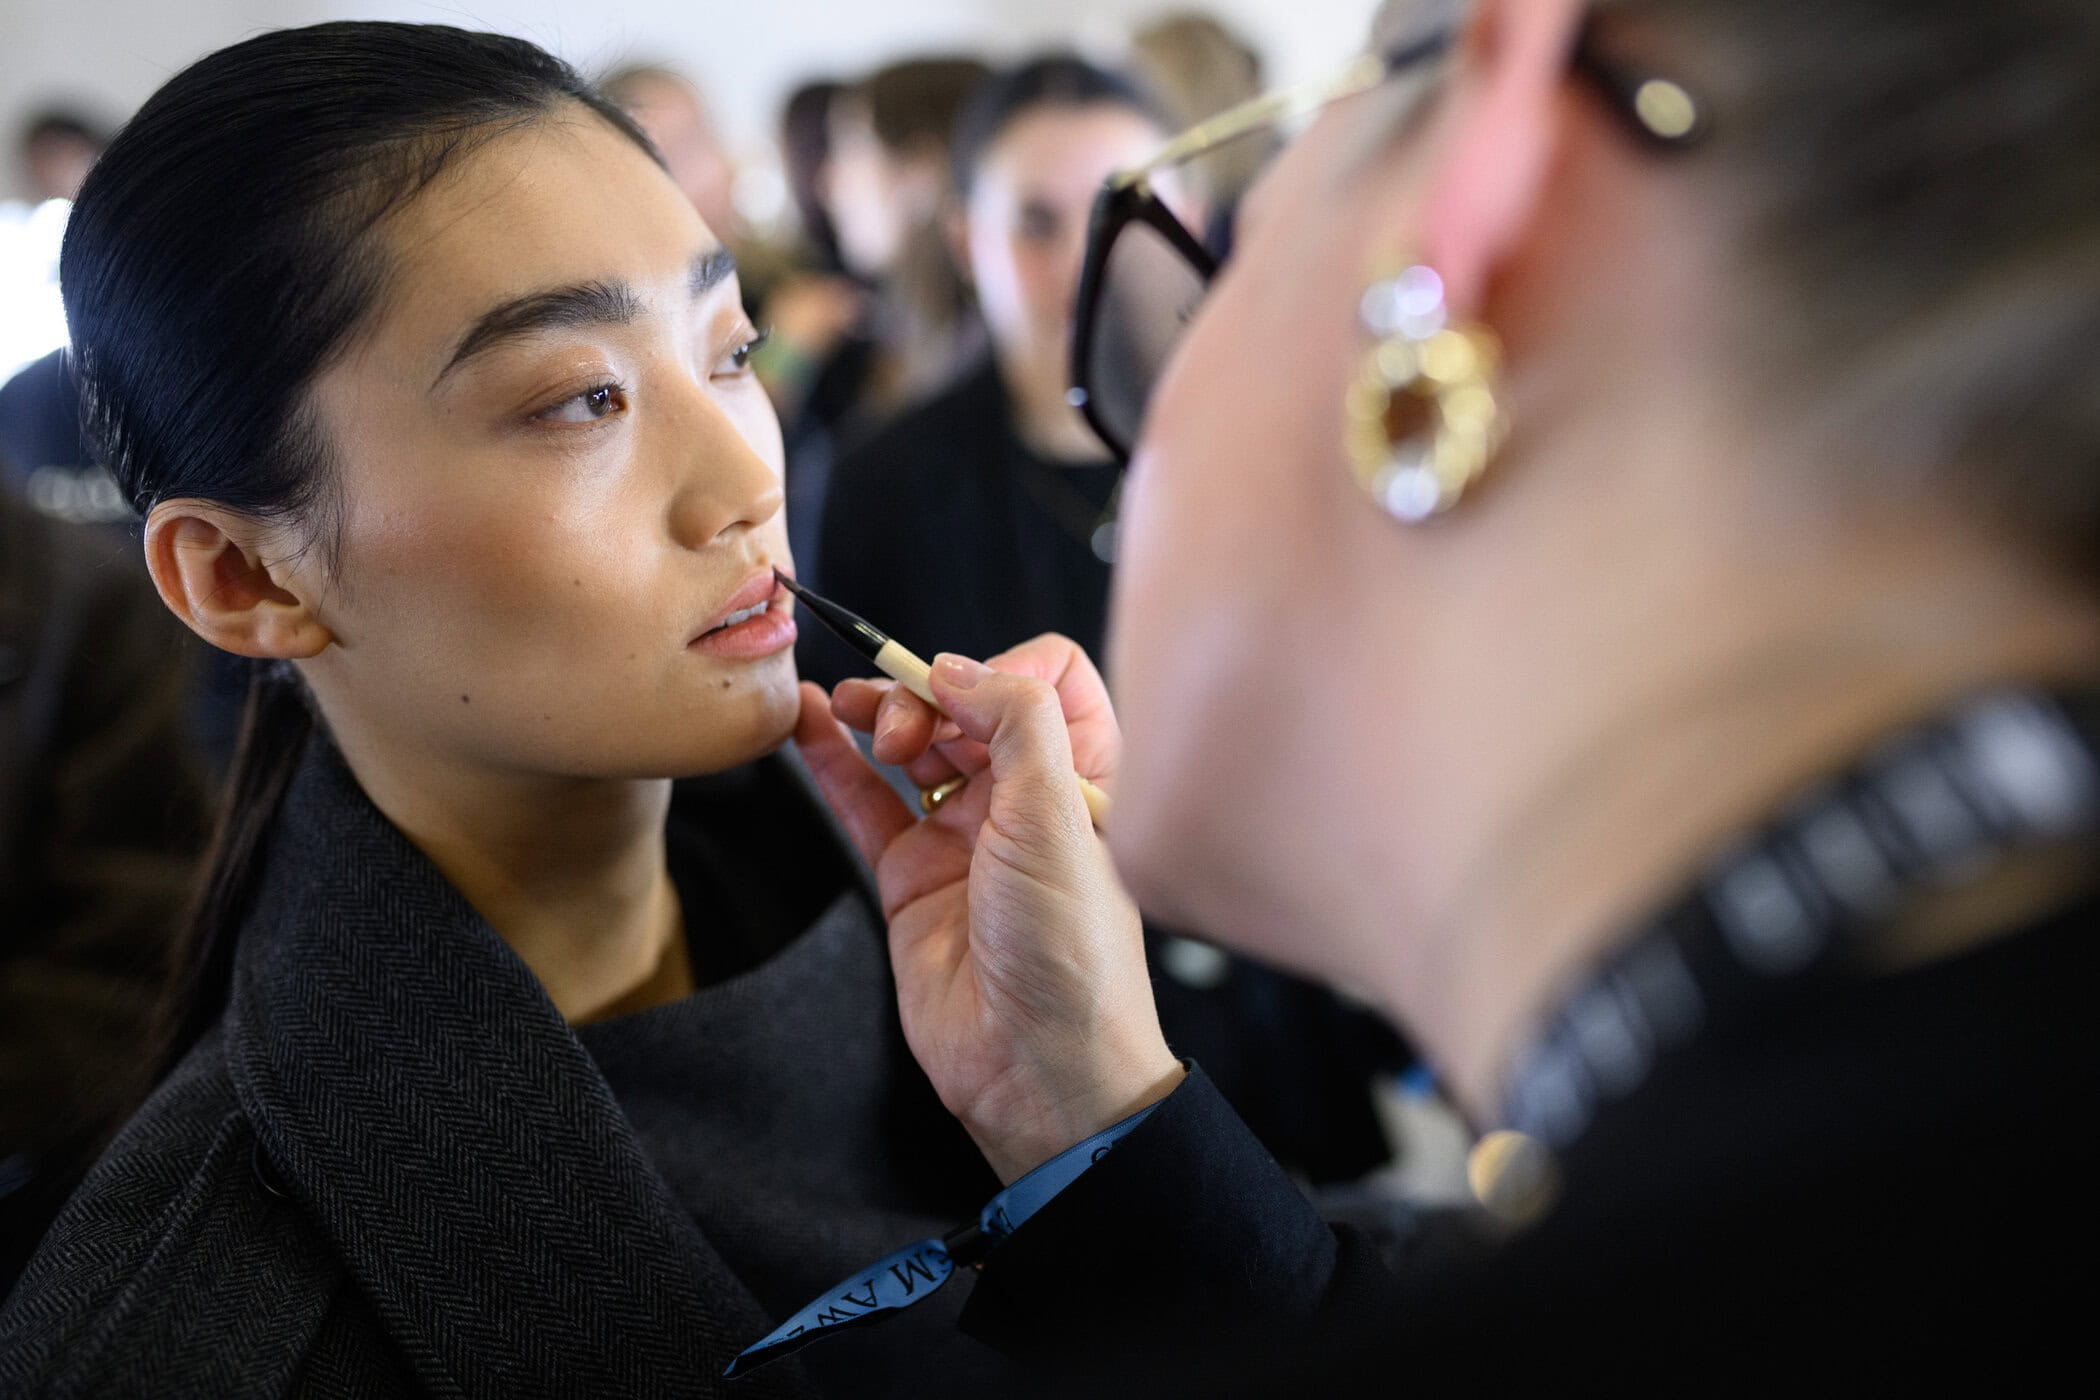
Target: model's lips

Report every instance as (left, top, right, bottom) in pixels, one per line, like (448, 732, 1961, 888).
(697, 567, 788, 639)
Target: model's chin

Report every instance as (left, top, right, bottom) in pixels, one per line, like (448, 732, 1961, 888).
(622, 654, 804, 778)
(702, 655, 803, 764)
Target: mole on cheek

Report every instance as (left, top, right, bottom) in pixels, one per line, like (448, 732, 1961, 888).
(460, 694, 470, 704)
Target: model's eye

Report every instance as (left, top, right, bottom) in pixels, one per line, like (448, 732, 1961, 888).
(538, 383, 626, 423)
(717, 328, 771, 378)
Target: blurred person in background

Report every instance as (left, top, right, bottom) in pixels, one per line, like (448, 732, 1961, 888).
(1128, 12, 1278, 252)
(602, 62, 802, 323)
(777, 55, 989, 588)
(778, 79, 847, 276)
(815, 55, 1173, 674)
(817, 56, 989, 420)
(814, 53, 1405, 1188)
(16, 110, 107, 205)
(786, 0, 2100, 1386)
(762, 78, 869, 573)
(0, 348, 255, 772)
(0, 474, 209, 1293)
(0, 115, 103, 442)
(0, 349, 111, 521)
(598, 65, 740, 246)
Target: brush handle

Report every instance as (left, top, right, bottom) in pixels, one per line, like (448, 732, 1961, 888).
(874, 641, 1113, 829)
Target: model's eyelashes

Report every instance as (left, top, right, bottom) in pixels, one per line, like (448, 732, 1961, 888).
(523, 327, 770, 425)
(722, 327, 771, 377)
(534, 380, 628, 424)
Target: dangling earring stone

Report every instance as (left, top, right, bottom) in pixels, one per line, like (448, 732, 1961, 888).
(1345, 266, 1507, 523)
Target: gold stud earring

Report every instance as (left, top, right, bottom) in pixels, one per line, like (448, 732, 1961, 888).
(1344, 266, 1507, 523)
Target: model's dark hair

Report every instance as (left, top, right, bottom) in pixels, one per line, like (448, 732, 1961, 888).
(1596, 0, 2100, 582)
(950, 54, 1171, 198)
(61, 21, 659, 1098)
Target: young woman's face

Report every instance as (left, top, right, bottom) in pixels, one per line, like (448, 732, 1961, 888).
(295, 108, 799, 781)
(964, 103, 1169, 386)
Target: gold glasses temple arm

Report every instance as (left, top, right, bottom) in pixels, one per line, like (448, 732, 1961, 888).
(1113, 51, 1390, 190)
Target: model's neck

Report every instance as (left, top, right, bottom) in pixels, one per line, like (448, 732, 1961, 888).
(326, 734, 689, 1022)
(1386, 565, 2100, 1125)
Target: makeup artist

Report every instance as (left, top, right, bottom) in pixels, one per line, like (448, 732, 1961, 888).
(790, 0, 2100, 1384)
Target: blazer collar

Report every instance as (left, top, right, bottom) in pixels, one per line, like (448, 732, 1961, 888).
(224, 736, 818, 1398)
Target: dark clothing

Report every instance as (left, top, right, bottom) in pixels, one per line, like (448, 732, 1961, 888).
(0, 351, 89, 487)
(0, 486, 209, 1284)
(809, 355, 1117, 689)
(1, 350, 248, 769)
(0, 734, 1002, 1397)
(780, 333, 878, 589)
(814, 356, 1404, 1184)
(959, 702, 2100, 1391)
(579, 777, 1010, 1393)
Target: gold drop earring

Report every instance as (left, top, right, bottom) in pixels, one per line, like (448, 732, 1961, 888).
(1344, 265, 1507, 523)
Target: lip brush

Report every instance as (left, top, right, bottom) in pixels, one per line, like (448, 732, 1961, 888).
(775, 569, 1112, 828)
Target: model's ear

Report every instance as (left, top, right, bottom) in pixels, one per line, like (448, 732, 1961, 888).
(143, 499, 334, 660)
(1417, 0, 1587, 318)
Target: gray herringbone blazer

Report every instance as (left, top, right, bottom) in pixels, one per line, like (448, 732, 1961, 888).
(0, 737, 908, 1398)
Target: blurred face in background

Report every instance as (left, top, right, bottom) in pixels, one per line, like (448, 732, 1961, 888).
(824, 100, 942, 280)
(961, 102, 1173, 411)
(24, 128, 102, 203)
(616, 73, 740, 239)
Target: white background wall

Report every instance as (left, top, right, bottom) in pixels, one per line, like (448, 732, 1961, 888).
(1, 0, 1375, 202)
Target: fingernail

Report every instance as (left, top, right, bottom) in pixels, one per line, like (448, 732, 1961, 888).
(875, 715, 901, 747)
(935, 653, 987, 690)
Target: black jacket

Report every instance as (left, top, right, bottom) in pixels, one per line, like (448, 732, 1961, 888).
(958, 704, 2100, 1392)
(0, 734, 979, 1398)
(809, 356, 1118, 691)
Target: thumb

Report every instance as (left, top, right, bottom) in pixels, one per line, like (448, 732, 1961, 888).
(929, 654, 1090, 839)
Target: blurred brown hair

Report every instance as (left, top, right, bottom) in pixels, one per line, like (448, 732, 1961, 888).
(1600, 0, 2100, 583)
(841, 55, 991, 384)
(854, 56, 992, 156)
(1131, 12, 1276, 204)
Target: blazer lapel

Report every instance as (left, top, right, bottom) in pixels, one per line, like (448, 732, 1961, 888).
(223, 739, 816, 1398)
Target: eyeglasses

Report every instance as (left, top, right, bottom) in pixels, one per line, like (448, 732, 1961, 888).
(1067, 24, 1708, 463)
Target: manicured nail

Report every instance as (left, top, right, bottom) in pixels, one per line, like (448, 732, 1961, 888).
(935, 653, 987, 690)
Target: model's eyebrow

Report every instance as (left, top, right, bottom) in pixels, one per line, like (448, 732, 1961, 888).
(433, 247, 739, 388)
(689, 245, 737, 298)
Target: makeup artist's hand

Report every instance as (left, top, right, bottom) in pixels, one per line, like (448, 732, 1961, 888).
(794, 634, 1184, 1183)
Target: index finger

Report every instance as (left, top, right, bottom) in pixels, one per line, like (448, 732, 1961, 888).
(978, 633, 1120, 787)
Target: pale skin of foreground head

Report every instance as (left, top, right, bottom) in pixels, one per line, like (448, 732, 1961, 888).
(864, 0, 2100, 1155)
(145, 111, 800, 1021)
(1093, 0, 2100, 1118)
